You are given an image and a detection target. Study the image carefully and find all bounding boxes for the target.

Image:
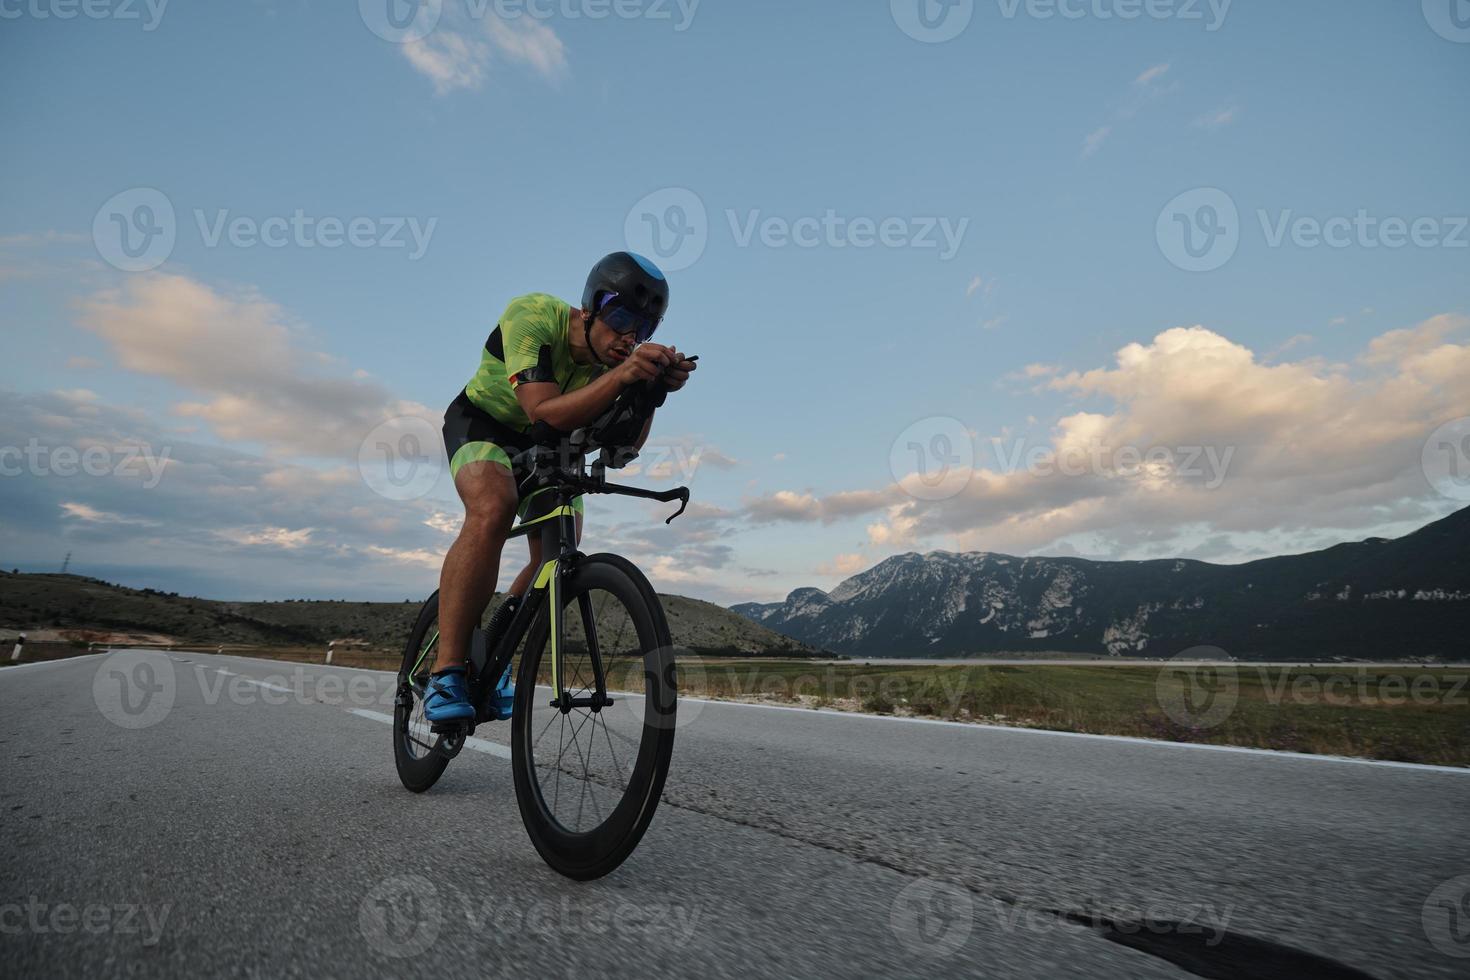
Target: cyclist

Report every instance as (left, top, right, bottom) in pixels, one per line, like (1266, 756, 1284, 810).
(426, 252, 696, 725)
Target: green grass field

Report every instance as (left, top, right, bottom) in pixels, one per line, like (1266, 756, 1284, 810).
(679, 659, 1470, 767)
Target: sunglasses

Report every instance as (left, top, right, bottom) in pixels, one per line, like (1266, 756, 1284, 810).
(597, 293, 662, 344)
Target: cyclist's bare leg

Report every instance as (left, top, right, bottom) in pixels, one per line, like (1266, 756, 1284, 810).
(507, 515, 583, 597)
(436, 461, 519, 670)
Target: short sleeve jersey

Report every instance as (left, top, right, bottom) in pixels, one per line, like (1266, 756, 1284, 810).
(464, 293, 606, 431)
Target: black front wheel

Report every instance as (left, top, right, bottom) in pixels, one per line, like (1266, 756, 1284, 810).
(510, 554, 677, 880)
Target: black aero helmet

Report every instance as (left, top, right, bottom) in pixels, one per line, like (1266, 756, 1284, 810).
(582, 251, 669, 321)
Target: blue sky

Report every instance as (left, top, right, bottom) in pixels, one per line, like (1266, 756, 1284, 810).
(1, 0, 1467, 604)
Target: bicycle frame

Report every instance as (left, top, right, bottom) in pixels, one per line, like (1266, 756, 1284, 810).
(468, 485, 600, 723)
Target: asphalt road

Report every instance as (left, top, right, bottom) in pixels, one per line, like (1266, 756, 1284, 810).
(2, 650, 1467, 979)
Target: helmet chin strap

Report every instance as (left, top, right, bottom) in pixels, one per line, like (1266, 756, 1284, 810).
(584, 313, 612, 369)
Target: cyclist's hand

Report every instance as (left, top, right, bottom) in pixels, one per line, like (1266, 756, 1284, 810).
(615, 344, 676, 387)
(662, 350, 697, 392)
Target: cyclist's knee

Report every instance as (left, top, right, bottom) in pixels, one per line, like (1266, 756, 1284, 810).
(456, 466, 517, 539)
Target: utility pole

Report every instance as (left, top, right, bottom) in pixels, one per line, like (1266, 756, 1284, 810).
(60, 552, 71, 574)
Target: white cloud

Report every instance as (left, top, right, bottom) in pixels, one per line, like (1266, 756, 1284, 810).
(403, 31, 491, 95)
(817, 553, 867, 577)
(1134, 63, 1171, 86)
(1193, 106, 1239, 129)
(1082, 126, 1112, 158)
(735, 315, 1470, 563)
(399, 13, 567, 94)
(76, 273, 436, 458)
(485, 15, 567, 80)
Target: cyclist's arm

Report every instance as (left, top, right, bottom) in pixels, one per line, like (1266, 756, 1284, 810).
(516, 371, 626, 432)
(516, 345, 676, 431)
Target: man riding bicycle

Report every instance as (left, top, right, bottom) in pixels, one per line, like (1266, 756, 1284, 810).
(426, 252, 696, 725)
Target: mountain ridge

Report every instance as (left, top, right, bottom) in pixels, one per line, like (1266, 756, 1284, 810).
(732, 507, 1470, 660)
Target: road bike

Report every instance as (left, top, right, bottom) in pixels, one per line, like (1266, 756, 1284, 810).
(392, 379, 689, 880)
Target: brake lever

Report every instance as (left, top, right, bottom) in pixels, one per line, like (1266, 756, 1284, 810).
(665, 488, 690, 525)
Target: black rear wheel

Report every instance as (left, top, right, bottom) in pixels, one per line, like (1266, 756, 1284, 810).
(510, 554, 676, 880)
(394, 591, 450, 793)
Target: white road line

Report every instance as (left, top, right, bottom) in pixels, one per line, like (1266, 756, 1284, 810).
(347, 709, 512, 760)
(0, 654, 102, 675)
(115, 648, 1470, 775)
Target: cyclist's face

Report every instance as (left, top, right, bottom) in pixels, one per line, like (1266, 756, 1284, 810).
(589, 316, 637, 365)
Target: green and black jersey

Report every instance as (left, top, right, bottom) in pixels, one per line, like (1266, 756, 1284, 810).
(442, 293, 605, 493)
(465, 293, 605, 430)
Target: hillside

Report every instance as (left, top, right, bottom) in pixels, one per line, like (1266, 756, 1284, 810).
(733, 507, 1470, 660)
(0, 573, 824, 658)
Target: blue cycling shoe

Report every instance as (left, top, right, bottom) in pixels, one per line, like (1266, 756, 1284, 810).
(424, 668, 475, 725)
(487, 663, 515, 721)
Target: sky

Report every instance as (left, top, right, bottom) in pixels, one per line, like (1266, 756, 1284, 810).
(1, 0, 1467, 605)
